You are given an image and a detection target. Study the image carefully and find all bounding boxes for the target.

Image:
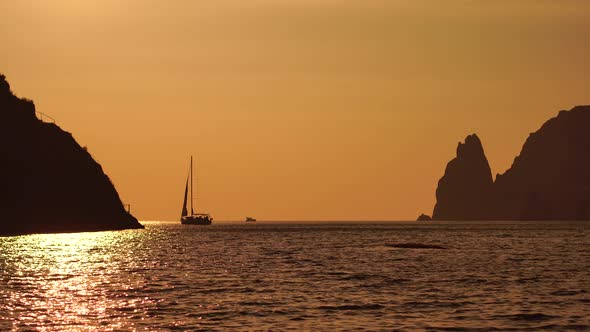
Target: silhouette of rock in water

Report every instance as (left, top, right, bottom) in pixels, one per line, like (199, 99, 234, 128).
(0, 74, 143, 235)
(431, 106, 590, 221)
(432, 134, 494, 220)
(416, 214, 432, 221)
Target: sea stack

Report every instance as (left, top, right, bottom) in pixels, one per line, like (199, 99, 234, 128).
(0, 74, 143, 235)
(432, 134, 494, 220)
(430, 106, 590, 221)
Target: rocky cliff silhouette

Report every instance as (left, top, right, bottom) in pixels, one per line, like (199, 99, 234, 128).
(430, 106, 590, 221)
(433, 134, 494, 221)
(0, 74, 143, 235)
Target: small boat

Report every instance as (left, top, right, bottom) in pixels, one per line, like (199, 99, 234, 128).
(180, 156, 212, 225)
(245, 217, 256, 222)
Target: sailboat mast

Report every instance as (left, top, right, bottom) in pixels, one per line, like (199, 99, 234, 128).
(190, 155, 194, 214)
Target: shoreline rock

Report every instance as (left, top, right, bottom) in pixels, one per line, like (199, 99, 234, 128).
(417, 214, 432, 221)
(0, 74, 144, 236)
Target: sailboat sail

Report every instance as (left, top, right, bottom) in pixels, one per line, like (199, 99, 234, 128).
(181, 155, 212, 225)
(190, 156, 195, 216)
(181, 176, 189, 217)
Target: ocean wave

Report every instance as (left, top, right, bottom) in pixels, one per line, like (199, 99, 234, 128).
(495, 313, 556, 322)
(317, 304, 384, 311)
(386, 243, 448, 249)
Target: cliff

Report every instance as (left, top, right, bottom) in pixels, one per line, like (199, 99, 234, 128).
(430, 106, 590, 221)
(0, 74, 144, 235)
(493, 106, 590, 220)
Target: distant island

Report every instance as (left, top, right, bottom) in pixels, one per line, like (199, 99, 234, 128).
(421, 106, 590, 221)
(0, 74, 143, 236)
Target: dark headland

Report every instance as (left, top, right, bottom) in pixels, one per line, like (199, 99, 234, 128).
(422, 106, 590, 221)
(0, 74, 143, 236)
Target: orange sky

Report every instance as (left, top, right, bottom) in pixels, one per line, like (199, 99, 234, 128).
(2, 0, 589, 221)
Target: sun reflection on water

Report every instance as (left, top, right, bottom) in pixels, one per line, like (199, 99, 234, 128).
(0, 230, 153, 331)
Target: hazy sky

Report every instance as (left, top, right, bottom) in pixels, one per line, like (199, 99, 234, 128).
(2, 0, 589, 221)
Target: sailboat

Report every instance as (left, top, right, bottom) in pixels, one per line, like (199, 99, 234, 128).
(180, 156, 213, 225)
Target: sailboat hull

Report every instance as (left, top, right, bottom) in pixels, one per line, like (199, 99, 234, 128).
(181, 215, 212, 225)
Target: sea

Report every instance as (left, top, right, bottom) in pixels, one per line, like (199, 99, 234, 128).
(0, 221, 588, 331)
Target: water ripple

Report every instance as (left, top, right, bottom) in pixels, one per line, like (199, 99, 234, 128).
(0, 221, 589, 331)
